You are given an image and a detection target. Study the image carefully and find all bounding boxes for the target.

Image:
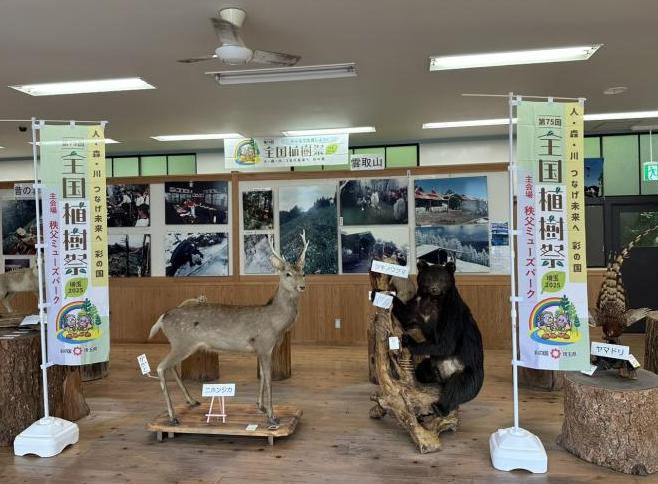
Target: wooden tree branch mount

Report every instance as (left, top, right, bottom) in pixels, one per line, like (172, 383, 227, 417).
(368, 306, 458, 454)
(558, 369, 658, 475)
(644, 311, 658, 374)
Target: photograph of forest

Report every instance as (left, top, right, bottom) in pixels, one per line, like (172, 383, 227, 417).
(243, 189, 273, 230)
(416, 224, 490, 272)
(339, 178, 408, 225)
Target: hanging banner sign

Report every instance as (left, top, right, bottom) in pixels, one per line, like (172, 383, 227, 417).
(41, 123, 110, 366)
(516, 101, 590, 371)
(350, 154, 384, 171)
(224, 134, 349, 169)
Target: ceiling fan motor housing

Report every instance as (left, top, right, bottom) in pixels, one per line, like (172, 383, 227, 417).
(215, 45, 253, 65)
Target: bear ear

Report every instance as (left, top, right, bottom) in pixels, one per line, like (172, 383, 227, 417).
(445, 261, 456, 274)
(417, 259, 430, 272)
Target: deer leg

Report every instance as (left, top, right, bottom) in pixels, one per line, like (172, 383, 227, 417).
(157, 346, 194, 425)
(256, 355, 266, 413)
(171, 367, 199, 407)
(1, 293, 14, 313)
(261, 352, 279, 426)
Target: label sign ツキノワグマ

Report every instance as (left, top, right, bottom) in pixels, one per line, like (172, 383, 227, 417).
(202, 383, 236, 398)
(370, 260, 410, 278)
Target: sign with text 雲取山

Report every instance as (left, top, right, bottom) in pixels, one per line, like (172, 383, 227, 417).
(350, 154, 384, 171)
(516, 101, 590, 371)
(41, 123, 110, 365)
(224, 134, 349, 169)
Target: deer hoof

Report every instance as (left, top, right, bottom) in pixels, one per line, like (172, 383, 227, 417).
(189, 400, 200, 407)
(169, 418, 180, 426)
(267, 416, 280, 426)
(257, 404, 266, 414)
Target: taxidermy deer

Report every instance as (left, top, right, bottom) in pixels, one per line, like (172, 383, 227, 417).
(0, 265, 39, 313)
(149, 231, 310, 426)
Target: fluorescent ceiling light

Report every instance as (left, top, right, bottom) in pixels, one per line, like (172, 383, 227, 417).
(31, 138, 120, 145)
(9, 77, 155, 96)
(423, 110, 658, 130)
(151, 133, 243, 141)
(429, 45, 602, 71)
(207, 63, 356, 85)
(282, 126, 375, 136)
(422, 118, 512, 129)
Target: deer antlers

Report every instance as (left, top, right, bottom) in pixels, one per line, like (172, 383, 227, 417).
(268, 235, 287, 269)
(296, 230, 310, 271)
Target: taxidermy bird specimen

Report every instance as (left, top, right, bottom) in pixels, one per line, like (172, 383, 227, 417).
(178, 8, 300, 66)
(589, 225, 658, 378)
(149, 231, 309, 426)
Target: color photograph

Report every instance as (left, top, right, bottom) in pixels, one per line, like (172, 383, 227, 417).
(279, 184, 337, 274)
(165, 181, 229, 225)
(164, 232, 229, 276)
(106, 184, 150, 227)
(108, 234, 151, 277)
(491, 222, 509, 247)
(339, 178, 408, 225)
(341, 226, 409, 273)
(416, 224, 490, 272)
(243, 233, 275, 274)
(415, 176, 488, 226)
(242, 189, 274, 230)
(584, 157, 603, 197)
(2, 199, 37, 255)
(4, 258, 30, 272)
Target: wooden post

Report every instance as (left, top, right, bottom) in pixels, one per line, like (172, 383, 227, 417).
(644, 311, 658, 374)
(258, 331, 291, 381)
(80, 361, 109, 381)
(518, 367, 564, 391)
(181, 350, 220, 382)
(558, 369, 658, 475)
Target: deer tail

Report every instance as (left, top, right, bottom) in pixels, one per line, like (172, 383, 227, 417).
(148, 314, 165, 340)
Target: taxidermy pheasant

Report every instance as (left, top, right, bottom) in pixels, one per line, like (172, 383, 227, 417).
(589, 225, 658, 378)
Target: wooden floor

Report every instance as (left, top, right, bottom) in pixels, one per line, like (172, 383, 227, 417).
(0, 335, 651, 483)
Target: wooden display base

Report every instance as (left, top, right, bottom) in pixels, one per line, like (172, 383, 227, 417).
(558, 369, 658, 475)
(146, 403, 302, 446)
(645, 311, 658, 374)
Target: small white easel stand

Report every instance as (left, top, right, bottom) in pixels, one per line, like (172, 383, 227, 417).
(205, 396, 228, 423)
(13, 119, 80, 457)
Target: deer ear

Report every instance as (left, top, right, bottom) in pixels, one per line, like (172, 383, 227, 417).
(270, 256, 286, 272)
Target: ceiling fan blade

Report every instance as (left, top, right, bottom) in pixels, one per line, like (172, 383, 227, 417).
(177, 54, 218, 64)
(251, 50, 300, 66)
(212, 18, 245, 46)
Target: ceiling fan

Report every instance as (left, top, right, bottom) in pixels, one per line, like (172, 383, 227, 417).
(178, 8, 301, 66)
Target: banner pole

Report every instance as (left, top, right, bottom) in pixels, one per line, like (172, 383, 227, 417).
(507, 94, 520, 431)
(31, 118, 50, 419)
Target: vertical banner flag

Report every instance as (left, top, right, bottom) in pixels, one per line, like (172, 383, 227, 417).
(41, 123, 110, 365)
(516, 101, 590, 370)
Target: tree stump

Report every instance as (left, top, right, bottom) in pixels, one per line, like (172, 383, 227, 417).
(367, 314, 378, 384)
(257, 331, 292, 381)
(519, 367, 564, 391)
(644, 311, 658, 374)
(181, 350, 220, 382)
(558, 369, 658, 475)
(80, 361, 109, 382)
(0, 329, 89, 446)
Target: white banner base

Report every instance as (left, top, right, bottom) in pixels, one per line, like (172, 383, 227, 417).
(13, 417, 79, 457)
(489, 427, 547, 474)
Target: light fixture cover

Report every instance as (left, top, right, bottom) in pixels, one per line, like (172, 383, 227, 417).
(282, 126, 375, 136)
(9, 78, 155, 96)
(31, 138, 120, 145)
(429, 45, 602, 71)
(207, 63, 356, 85)
(151, 133, 243, 141)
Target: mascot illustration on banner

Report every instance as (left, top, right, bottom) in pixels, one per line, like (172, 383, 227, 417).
(56, 298, 103, 343)
(529, 295, 582, 346)
(234, 139, 261, 166)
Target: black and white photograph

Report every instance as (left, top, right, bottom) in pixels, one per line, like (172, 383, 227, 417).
(106, 184, 150, 227)
(165, 232, 229, 277)
(416, 224, 490, 272)
(108, 234, 151, 277)
(165, 181, 229, 225)
(341, 226, 409, 273)
(339, 178, 408, 225)
(2, 199, 37, 255)
(3, 258, 30, 272)
(415, 176, 488, 226)
(243, 233, 275, 274)
(242, 189, 274, 230)
(279, 184, 337, 274)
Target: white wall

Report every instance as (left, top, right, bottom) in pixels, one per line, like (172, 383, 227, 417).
(420, 138, 508, 166)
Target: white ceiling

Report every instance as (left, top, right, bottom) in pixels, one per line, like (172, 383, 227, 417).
(1, 0, 657, 158)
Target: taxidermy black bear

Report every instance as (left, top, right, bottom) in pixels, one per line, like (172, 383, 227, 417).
(376, 260, 484, 416)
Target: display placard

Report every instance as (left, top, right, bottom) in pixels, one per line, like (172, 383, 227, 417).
(590, 341, 630, 360)
(350, 154, 384, 171)
(13, 183, 36, 200)
(370, 259, 409, 278)
(202, 383, 236, 397)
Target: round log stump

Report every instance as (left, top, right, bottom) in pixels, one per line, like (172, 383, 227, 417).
(519, 367, 564, 391)
(80, 361, 109, 382)
(257, 331, 292, 381)
(644, 311, 658, 374)
(0, 328, 89, 446)
(558, 369, 658, 475)
(181, 350, 220, 382)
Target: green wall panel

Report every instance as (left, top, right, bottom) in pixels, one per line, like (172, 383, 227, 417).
(294, 164, 324, 172)
(167, 154, 196, 175)
(584, 137, 601, 158)
(386, 145, 417, 167)
(640, 133, 658, 195)
(113, 157, 139, 177)
(141, 155, 167, 176)
(602, 135, 639, 196)
(105, 157, 113, 177)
